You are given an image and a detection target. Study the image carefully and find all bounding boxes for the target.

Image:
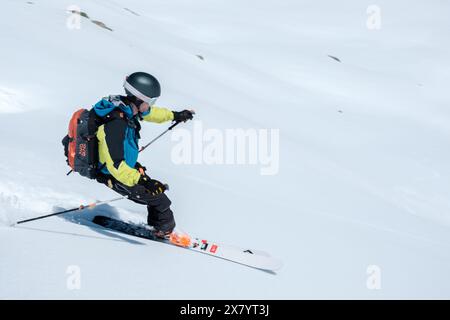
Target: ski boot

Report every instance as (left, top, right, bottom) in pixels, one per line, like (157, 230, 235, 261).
(153, 229, 172, 240)
(153, 229, 191, 247)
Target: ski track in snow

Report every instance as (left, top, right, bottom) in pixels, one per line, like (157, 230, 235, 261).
(0, 87, 27, 114)
(0, 180, 83, 225)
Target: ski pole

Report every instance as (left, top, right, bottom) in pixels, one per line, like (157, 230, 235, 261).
(139, 111, 195, 153)
(15, 195, 128, 225)
(139, 120, 183, 153)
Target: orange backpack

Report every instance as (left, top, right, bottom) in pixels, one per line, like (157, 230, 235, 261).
(62, 108, 103, 179)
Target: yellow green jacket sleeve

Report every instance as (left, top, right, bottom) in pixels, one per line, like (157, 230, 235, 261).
(142, 105, 174, 123)
(97, 124, 141, 187)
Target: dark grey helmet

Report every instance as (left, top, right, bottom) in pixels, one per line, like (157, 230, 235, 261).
(123, 72, 161, 104)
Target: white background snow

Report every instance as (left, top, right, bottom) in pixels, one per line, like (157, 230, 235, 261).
(1, 0, 449, 299)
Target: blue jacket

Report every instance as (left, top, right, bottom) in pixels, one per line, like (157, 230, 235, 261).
(94, 95, 174, 186)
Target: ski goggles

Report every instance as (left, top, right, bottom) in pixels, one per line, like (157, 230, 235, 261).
(123, 80, 159, 106)
(135, 96, 158, 107)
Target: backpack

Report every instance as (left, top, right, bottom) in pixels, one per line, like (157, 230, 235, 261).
(62, 108, 105, 179)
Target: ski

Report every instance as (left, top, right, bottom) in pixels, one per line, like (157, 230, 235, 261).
(92, 215, 282, 272)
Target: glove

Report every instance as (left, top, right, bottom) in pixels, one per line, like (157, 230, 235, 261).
(138, 175, 168, 196)
(135, 162, 147, 176)
(172, 110, 194, 122)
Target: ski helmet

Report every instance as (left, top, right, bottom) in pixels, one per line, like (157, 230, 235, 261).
(123, 72, 161, 105)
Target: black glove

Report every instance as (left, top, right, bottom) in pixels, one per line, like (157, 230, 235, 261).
(138, 175, 168, 196)
(135, 162, 147, 175)
(172, 110, 194, 122)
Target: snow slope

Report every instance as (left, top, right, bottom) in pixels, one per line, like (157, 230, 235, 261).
(1, 0, 450, 298)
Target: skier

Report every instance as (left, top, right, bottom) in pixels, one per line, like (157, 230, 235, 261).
(94, 72, 194, 238)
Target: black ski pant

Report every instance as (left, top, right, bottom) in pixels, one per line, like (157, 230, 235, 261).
(96, 173, 175, 233)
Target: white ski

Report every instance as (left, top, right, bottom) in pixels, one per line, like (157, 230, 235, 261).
(92, 215, 282, 272)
